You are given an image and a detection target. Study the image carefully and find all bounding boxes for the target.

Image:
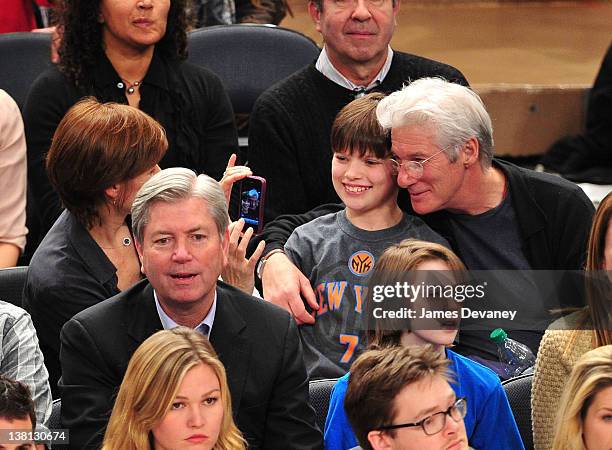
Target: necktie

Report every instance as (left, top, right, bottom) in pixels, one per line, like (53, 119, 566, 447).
(353, 87, 367, 98)
(197, 323, 210, 338)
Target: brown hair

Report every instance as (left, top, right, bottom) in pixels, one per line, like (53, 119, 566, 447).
(331, 92, 391, 159)
(0, 376, 36, 431)
(587, 191, 612, 271)
(46, 98, 168, 229)
(365, 239, 466, 347)
(584, 191, 612, 347)
(103, 327, 246, 450)
(345, 345, 452, 450)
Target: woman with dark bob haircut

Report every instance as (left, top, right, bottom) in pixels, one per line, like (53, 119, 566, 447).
(23, 0, 238, 246)
(24, 98, 167, 396)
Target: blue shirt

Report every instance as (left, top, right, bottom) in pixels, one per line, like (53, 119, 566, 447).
(324, 348, 524, 450)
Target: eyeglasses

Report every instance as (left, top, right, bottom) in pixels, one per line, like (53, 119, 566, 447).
(378, 397, 467, 436)
(389, 148, 446, 179)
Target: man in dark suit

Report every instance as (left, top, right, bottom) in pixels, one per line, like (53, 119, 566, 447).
(59, 168, 322, 450)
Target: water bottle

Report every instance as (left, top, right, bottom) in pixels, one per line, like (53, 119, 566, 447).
(489, 328, 536, 379)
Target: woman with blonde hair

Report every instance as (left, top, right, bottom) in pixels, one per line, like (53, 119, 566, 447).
(103, 327, 245, 450)
(325, 239, 523, 450)
(532, 192, 612, 450)
(551, 345, 612, 450)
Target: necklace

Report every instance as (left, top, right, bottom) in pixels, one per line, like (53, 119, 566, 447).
(98, 236, 131, 249)
(119, 79, 141, 95)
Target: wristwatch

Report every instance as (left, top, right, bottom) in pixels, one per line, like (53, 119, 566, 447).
(256, 249, 286, 280)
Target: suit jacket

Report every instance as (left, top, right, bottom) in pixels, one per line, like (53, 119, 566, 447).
(59, 279, 322, 450)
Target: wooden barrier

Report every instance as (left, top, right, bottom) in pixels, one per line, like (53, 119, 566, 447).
(475, 84, 588, 157)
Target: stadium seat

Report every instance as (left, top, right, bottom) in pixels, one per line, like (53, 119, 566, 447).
(187, 24, 320, 147)
(0, 32, 51, 109)
(48, 398, 61, 429)
(308, 378, 338, 433)
(502, 373, 534, 450)
(0, 266, 28, 308)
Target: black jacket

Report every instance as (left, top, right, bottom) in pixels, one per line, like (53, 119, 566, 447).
(24, 210, 121, 397)
(59, 280, 322, 450)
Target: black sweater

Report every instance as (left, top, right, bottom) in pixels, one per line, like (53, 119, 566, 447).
(247, 52, 468, 223)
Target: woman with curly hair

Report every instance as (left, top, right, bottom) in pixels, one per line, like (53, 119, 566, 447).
(23, 0, 238, 249)
(103, 327, 246, 450)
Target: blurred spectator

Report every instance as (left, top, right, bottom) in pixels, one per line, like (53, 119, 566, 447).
(540, 41, 612, 184)
(0, 0, 53, 33)
(24, 99, 167, 396)
(103, 327, 246, 450)
(532, 191, 612, 450)
(195, 0, 291, 26)
(23, 0, 237, 251)
(344, 345, 473, 450)
(0, 302, 51, 428)
(0, 90, 27, 269)
(551, 345, 612, 450)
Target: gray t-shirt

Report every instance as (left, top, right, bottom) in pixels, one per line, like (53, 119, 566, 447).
(285, 209, 448, 379)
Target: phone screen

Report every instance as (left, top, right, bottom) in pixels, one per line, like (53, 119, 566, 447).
(238, 176, 266, 233)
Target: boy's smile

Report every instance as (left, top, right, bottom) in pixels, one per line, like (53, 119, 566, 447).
(343, 183, 372, 193)
(331, 150, 401, 229)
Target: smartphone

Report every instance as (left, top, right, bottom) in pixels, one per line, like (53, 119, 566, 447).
(238, 176, 266, 234)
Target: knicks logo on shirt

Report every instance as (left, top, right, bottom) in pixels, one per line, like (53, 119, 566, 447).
(349, 251, 374, 276)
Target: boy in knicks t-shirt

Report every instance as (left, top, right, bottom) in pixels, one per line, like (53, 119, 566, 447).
(284, 93, 448, 379)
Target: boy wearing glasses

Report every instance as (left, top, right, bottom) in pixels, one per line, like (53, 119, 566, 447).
(283, 93, 447, 379)
(345, 345, 472, 450)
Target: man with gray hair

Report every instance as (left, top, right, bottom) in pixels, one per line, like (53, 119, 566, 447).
(257, 78, 595, 361)
(59, 168, 322, 450)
